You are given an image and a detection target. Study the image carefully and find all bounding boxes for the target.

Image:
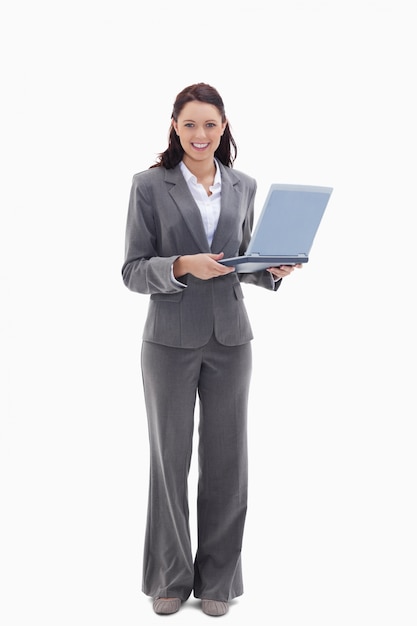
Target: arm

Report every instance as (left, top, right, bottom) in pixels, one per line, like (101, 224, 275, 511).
(173, 252, 234, 280)
(121, 175, 184, 295)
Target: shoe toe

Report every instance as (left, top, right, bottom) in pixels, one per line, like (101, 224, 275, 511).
(153, 597, 181, 614)
(201, 599, 229, 616)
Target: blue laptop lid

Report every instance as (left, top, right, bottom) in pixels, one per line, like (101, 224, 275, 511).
(246, 184, 332, 256)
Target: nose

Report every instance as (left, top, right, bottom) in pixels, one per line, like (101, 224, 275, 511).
(195, 125, 209, 140)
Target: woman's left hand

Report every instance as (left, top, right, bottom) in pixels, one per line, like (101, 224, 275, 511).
(267, 263, 303, 280)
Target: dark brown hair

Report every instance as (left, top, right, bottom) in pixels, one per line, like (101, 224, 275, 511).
(150, 83, 237, 169)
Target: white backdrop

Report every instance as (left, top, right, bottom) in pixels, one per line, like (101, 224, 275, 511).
(1, 1, 416, 624)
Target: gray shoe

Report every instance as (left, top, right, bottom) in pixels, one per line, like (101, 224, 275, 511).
(201, 599, 229, 616)
(153, 597, 181, 614)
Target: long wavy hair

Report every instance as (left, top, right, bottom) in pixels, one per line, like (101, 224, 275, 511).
(150, 83, 237, 169)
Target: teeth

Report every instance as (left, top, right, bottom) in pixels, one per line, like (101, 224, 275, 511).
(193, 143, 208, 148)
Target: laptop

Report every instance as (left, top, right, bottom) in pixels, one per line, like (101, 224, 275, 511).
(219, 183, 333, 273)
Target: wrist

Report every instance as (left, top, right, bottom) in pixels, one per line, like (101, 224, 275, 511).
(173, 255, 190, 278)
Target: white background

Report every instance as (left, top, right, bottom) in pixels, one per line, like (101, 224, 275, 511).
(1, 1, 416, 624)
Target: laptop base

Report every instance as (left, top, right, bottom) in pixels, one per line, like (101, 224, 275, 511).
(219, 255, 309, 273)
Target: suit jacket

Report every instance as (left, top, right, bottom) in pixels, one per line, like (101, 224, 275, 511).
(122, 162, 281, 348)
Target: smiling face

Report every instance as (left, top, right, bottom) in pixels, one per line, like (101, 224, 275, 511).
(173, 101, 227, 170)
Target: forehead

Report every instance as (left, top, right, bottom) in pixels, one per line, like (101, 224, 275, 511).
(177, 101, 222, 120)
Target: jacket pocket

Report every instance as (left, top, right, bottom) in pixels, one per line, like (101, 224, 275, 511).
(150, 291, 184, 302)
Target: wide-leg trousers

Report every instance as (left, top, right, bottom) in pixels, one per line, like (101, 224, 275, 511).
(140, 334, 252, 602)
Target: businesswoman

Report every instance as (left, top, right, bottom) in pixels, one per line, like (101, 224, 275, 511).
(122, 83, 299, 617)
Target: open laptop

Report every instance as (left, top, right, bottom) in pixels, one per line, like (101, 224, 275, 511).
(219, 183, 333, 273)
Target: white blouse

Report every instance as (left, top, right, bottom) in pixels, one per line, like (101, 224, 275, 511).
(179, 159, 221, 247)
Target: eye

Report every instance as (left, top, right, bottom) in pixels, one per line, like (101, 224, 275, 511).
(184, 123, 194, 128)
(206, 123, 216, 128)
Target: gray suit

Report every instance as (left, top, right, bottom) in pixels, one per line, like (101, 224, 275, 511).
(122, 162, 280, 602)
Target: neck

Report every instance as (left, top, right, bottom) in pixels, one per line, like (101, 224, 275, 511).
(183, 157, 216, 182)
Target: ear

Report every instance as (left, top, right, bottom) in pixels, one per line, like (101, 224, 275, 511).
(172, 121, 178, 135)
(222, 118, 228, 135)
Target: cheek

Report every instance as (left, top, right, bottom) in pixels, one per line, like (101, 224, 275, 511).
(213, 131, 224, 146)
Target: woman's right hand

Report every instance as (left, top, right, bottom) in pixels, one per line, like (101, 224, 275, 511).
(173, 252, 235, 280)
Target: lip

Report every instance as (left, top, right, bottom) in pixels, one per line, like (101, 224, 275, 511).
(191, 143, 209, 150)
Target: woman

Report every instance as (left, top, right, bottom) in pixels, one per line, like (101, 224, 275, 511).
(122, 83, 300, 616)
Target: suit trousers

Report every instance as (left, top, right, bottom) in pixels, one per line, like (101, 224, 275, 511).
(140, 334, 252, 602)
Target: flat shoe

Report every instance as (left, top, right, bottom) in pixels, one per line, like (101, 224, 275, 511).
(201, 599, 229, 616)
(153, 597, 181, 614)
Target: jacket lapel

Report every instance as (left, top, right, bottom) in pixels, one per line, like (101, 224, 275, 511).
(210, 163, 241, 253)
(165, 167, 211, 252)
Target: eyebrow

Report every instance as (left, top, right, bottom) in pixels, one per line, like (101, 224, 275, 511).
(182, 119, 218, 123)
